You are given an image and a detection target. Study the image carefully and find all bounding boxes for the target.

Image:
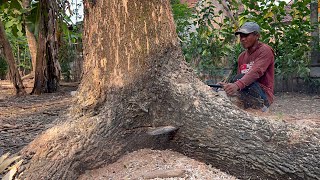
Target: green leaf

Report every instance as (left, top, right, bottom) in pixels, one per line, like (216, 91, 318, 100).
(11, 26, 18, 37)
(17, 30, 23, 37)
(5, 20, 14, 28)
(264, 11, 274, 19)
(16, 23, 22, 31)
(9, 0, 22, 10)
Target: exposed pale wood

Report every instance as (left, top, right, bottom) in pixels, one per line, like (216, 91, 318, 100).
(2, 159, 23, 180)
(22, 73, 34, 80)
(147, 126, 178, 136)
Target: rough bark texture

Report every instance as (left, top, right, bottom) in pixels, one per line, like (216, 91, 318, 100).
(19, 0, 320, 180)
(0, 19, 26, 95)
(31, 0, 61, 94)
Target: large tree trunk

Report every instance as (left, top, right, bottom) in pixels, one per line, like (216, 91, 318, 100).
(19, 0, 320, 179)
(31, 0, 61, 94)
(310, 0, 319, 65)
(0, 19, 26, 95)
(310, 0, 320, 78)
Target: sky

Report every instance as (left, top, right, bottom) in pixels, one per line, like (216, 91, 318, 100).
(69, 0, 83, 24)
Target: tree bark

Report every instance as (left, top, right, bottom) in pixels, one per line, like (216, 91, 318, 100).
(22, 0, 38, 76)
(19, 0, 320, 180)
(26, 27, 37, 73)
(0, 19, 26, 95)
(310, 0, 320, 78)
(31, 0, 61, 94)
(310, 0, 319, 65)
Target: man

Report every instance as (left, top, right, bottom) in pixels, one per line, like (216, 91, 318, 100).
(220, 22, 275, 111)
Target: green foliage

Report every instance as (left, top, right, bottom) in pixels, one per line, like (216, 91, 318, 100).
(171, 0, 192, 19)
(58, 22, 83, 81)
(225, 43, 243, 81)
(275, 24, 311, 77)
(0, 0, 39, 38)
(171, 0, 314, 82)
(56, 1, 83, 81)
(170, 0, 193, 39)
(25, 1, 40, 36)
(0, 0, 83, 80)
(171, 0, 238, 79)
(7, 32, 32, 74)
(0, 0, 36, 77)
(59, 43, 75, 81)
(0, 0, 27, 37)
(240, 0, 312, 78)
(1, 28, 32, 77)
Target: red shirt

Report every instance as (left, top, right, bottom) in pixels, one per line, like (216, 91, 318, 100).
(234, 42, 275, 104)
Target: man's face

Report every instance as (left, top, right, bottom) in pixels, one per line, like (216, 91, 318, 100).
(239, 32, 259, 49)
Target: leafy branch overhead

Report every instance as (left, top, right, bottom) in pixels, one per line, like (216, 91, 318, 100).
(0, 0, 36, 37)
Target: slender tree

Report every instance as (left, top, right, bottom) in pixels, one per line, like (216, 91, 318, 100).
(22, 0, 37, 75)
(0, 19, 26, 95)
(310, 0, 319, 66)
(31, 0, 61, 94)
(18, 1, 320, 179)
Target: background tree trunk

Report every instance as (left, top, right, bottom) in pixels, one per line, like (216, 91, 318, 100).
(310, 0, 319, 64)
(310, 0, 320, 78)
(19, 0, 320, 180)
(0, 19, 26, 95)
(31, 0, 60, 94)
(20, 29, 37, 80)
(22, 0, 37, 74)
(25, 27, 37, 73)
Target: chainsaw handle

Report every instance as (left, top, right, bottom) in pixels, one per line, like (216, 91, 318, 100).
(207, 84, 223, 88)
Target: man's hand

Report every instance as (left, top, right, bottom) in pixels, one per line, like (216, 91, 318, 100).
(219, 82, 239, 95)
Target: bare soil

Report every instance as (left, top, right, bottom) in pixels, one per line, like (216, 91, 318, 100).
(0, 80, 319, 179)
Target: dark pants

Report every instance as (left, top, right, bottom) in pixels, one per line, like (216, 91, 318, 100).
(232, 74, 269, 109)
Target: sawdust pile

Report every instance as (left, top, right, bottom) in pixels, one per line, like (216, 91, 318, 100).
(79, 149, 238, 180)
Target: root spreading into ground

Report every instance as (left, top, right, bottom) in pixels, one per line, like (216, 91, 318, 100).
(1, 80, 319, 179)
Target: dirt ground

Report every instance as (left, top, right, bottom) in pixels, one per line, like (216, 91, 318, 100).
(0, 80, 319, 179)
